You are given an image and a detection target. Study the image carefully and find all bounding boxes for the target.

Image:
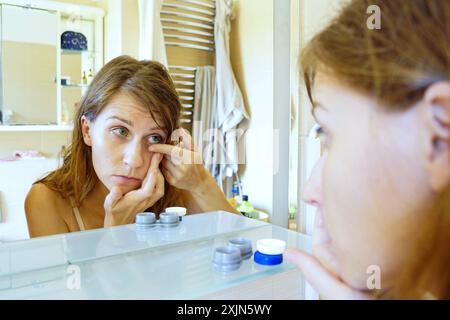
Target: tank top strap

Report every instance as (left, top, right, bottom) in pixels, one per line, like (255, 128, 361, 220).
(69, 196, 86, 231)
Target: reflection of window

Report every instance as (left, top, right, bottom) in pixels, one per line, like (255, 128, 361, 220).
(1, 5, 58, 125)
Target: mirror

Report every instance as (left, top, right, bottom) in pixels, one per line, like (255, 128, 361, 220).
(1, 4, 58, 125)
(0, 0, 303, 244)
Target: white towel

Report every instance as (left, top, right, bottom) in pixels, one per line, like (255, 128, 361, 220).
(214, 0, 250, 181)
(138, 0, 167, 67)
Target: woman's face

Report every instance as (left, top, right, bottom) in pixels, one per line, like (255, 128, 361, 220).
(303, 72, 440, 290)
(82, 92, 167, 195)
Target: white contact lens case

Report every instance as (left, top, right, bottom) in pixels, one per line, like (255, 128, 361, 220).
(256, 239, 286, 255)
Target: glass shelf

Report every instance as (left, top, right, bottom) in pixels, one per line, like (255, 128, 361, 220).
(0, 125, 73, 132)
(61, 83, 89, 88)
(61, 49, 98, 55)
(0, 211, 311, 299)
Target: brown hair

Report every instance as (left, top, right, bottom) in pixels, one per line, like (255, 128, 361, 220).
(301, 0, 450, 299)
(37, 55, 181, 214)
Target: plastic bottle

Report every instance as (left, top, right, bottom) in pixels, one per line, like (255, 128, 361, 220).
(82, 71, 87, 85)
(227, 186, 238, 208)
(237, 195, 254, 218)
(233, 181, 242, 206)
(88, 69, 94, 84)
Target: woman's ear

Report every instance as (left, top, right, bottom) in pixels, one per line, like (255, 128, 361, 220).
(81, 115, 93, 147)
(423, 81, 450, 192)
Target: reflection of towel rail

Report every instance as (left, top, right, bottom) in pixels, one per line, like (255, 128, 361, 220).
(165, 34, 214, 45)
(162, 3, 214, 16)
(165, 41, 214, 52)
(163, 26, 213, 37)
(161, 18, 213, 30)
(176, 88, 195, 94)
(160, 10, 213, 24)
(176, 0, 216, 9)
(170, 65, 197, 71)
(174, 81, 195, 86)
(162, 1, 216, 129)
(170, 72, 196, 79)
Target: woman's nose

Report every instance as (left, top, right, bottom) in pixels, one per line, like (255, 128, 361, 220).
(123, 140, 144, 169)
(302, 158, 324, 207)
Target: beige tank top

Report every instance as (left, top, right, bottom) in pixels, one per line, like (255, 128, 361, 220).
(69, 197, 86, 231)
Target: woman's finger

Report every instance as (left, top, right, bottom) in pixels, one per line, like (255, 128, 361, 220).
(137, 154, 163, 197)
(155, 171, 165, 196)
(179, 127, 195, 151)
(164, 158, 187, 182)
(140, 153, 162, 187)
(284, 248, 368, 300)
(161, 164, 177, 186)
(104, 186, 123, 211)
(162, 156, 182, 172)
(150, 152, 163, 169)
(143, 171, 165, 208)
(149, 144, 183, 160)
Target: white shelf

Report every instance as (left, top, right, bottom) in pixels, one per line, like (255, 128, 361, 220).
(0, 125, 73, 132)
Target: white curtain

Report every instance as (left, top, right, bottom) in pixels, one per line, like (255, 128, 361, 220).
(214, 0, 249, 183)
(138, 0, 168, 67)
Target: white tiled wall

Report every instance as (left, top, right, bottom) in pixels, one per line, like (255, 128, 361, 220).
(0, 131, 71, 158)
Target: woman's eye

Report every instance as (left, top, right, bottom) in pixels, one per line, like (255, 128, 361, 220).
(314, 125, 329, 148)
(112, 127, 129, 138)
(315, 125, 324, 138)
(147, 135, 162, 145)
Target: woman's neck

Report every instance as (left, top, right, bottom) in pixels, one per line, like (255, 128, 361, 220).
(83, 181, 109, 212)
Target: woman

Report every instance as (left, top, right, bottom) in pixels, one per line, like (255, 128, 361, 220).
(25, 56, 238, 238)
(285, 0, 450, 299)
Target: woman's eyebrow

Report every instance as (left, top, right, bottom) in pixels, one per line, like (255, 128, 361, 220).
(107, 115, 166, 132)
(107, 116, 133, 126)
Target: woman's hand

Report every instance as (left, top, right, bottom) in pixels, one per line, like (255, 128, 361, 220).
(149, 128, 239, 214)
(148, 128, 208, 192)
(103, 153, 165, 227)
(284, 211, 371, 300)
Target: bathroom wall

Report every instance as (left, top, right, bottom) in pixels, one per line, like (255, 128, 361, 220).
(230, 0, 274, 215)
(229, 0, 348, 220)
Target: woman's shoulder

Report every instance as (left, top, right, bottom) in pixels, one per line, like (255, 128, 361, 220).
(25, 183, 71, 237)
(26, 182, 67, 205)
(25, 183, 72, 220)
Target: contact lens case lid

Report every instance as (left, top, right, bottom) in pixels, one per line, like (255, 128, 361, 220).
(228, 237, 253, 259)
(256, 239, 286, 255)
(165, 207, 187, 216)
(135, 212, 156, 225)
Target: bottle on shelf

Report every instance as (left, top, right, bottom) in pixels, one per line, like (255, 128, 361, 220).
(88, 69, 94, 84)
(228, 186, 239, 208)
(82, 71, 88, 85)
(237, 195, 254, 218)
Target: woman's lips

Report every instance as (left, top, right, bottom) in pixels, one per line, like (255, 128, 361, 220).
(112, 175, 142, 185)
